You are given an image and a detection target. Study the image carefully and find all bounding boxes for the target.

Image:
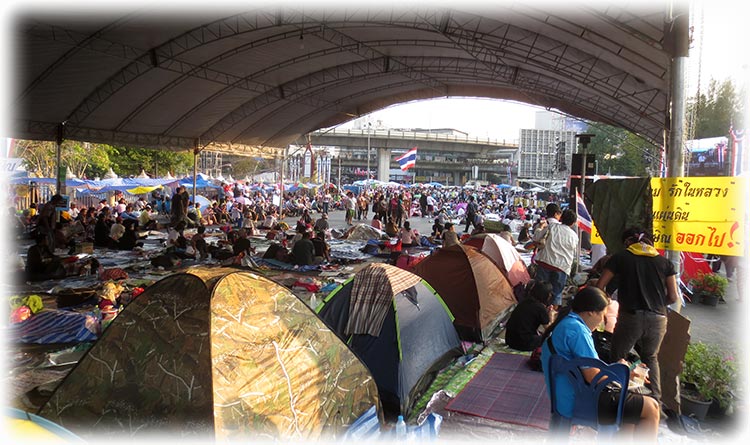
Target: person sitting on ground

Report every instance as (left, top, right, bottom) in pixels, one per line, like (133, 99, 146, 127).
(291, 229, 315, 266)
(518, 222, 532, 243)
(311, 230, 331, 263)
(505, 280, 555, 351)
(119, 204, 139, 228)
(431, 217, 444, 239)
(25, 233, 66, 281)
(288, 222, 307, 250)
(107, 217, 126, 249)
(384, 218, 398, 237)
(370, 213, 383, 231)
(441, 222, 459, 248)
(260, 210, 278, 229)
(138, 205, 158, 231)
(191, 225, 208, 260)
(232, 228, 256, 257)
(313, 213, 330, 234)
(399, 221, 420, 248)
(201, 203, 218, 226)
(115, 219, 143, 251)
(541, 286, 660, 441)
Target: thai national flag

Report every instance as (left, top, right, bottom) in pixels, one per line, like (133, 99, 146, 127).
(576, 191, 592, 234)
(396, 147, 417, 171)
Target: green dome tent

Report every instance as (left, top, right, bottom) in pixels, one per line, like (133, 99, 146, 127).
(38, 267, 381, 441)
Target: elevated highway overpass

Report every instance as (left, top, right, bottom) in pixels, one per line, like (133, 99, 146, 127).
(308, 128, 519, 185)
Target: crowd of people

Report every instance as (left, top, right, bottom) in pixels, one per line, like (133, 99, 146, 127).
(15, 178, 719, 441)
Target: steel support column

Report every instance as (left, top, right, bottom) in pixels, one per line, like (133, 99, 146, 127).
(665, 3, 690, 311)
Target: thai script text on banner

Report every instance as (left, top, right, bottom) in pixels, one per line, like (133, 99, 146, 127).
(651, 176, 746, 256)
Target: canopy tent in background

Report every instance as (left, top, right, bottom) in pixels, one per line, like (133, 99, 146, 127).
(193, 195, 212, 210)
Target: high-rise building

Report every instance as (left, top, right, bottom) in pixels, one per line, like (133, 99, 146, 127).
(518, 111, 579, 181)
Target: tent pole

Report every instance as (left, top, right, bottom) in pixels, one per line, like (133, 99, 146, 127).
(55, 123, 66, 196)
(193, 144, 199, 206)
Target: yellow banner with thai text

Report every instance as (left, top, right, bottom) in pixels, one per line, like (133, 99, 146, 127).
(590, 223, 604, 245)
(650, 176, 746, 256)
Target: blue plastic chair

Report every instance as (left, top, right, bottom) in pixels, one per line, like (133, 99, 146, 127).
(547, 355, 630, 435)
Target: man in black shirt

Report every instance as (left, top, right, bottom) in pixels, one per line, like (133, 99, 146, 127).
(232, 228, 255, 257)
(291, 230, 315, 266)
(596, 227, 679, 406)
(505, 280, 554, 351)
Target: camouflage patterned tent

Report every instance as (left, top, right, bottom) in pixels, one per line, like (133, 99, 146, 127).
(38, 267, 381, 441)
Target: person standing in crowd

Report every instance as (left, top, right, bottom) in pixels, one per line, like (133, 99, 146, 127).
(596, 227, 679, 409)
(541, 286, 660, 441)
(170, 186, 188, 228)
(533, 208, 578, 308)
(464, 195, 478, 233)
(344, 191, 356, 225)
(322, 190, 331, 214)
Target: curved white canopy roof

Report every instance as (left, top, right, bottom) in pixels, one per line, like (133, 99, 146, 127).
(11, 3, 686, 153)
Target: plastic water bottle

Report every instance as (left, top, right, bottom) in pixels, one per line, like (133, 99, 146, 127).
(395, 415, 406, 439)
(309, 293, 317, 308)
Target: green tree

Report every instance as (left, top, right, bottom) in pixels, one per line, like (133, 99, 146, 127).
(583, 122, 660, 177)
(688, 78, 745, 139)
(16, 139, 195, 179)
(107, 145, 193, 177)
(230, 156, 273, 179)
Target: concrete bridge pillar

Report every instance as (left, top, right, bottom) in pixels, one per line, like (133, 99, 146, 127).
(377, 147, 391, 182)
(453, 171, 462, 186)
